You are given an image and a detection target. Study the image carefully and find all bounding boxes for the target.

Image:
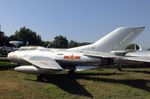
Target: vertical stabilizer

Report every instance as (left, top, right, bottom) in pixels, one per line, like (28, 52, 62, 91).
(69, 27, 145, 52)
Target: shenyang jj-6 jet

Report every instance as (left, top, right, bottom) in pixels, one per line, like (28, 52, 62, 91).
(7, 26, 145, 80)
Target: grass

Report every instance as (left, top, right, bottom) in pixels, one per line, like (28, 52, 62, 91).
(0, 62, 17, 70)
(0, 68, 150, 99)
(0, 58, 18, 70)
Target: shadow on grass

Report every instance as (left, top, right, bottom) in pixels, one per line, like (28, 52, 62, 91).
(78, 70, 150, 92)
(76, 72, 150, 93)
(123, 69, 150, 74)
(82, 76, 150, 92)
(27, 72, 121, 97)
(28, 71, 150, 97)
(42, 74, 93, 98)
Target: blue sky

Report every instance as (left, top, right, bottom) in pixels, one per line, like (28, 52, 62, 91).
(0, 0, 150, 48)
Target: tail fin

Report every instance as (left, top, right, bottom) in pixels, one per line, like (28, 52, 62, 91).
(69, 27, 145, 52)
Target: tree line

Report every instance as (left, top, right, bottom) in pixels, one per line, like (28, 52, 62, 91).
(0, 26, 142, 50)
(0, 27, 91, 48)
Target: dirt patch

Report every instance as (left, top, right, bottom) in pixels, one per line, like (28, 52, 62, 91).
(0, 81, 20, 95)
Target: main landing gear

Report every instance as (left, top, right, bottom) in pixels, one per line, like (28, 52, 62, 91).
(115, 64, 122, 71)
(37, 74, 47, 82)
(68, 69, 76, 75)
(67, 65, 76, 75)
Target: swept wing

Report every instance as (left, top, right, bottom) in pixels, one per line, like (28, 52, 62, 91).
(22, 56, 63, 70)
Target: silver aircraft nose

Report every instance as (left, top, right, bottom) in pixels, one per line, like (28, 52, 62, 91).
(7, 51, 21, 63)
(7, 52, 17, 61)
(7, 51, 29, 64)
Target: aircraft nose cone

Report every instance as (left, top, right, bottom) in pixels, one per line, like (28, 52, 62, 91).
(7, 52, 18, 62)
(7, 52, 14, 60)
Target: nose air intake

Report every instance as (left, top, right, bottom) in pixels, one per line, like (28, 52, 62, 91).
(7, 52, 16, 60)
(7, 52, 22, 63)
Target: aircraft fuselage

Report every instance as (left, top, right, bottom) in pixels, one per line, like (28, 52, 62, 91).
(7, 47, 101, 67)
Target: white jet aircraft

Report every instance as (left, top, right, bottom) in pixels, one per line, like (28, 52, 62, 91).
(7, 26, 145, 80)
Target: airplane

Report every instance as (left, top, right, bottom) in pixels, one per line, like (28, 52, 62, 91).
(7, 26, 145, 81)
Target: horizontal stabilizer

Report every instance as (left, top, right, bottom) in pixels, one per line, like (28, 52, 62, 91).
(124, 56, 150, 63)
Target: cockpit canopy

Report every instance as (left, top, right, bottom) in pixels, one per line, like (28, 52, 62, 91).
(18, 46, 47, 51)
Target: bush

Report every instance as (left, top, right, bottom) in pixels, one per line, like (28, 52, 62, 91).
(0, 62, 18, 70)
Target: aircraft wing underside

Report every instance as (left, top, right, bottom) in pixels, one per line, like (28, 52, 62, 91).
(22, 56, 63, 70)
(123, 56, 150, 63)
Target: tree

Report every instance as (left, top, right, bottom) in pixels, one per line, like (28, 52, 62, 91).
(41, 41, 51, 47)
(78, 42, 91, 46)
(68, 40, 78, 48)
(9, 27, 42, 45)
(51, 35, 68, 48)
(0, 31, 9, 46)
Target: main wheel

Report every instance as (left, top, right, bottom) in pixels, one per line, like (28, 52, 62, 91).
(115, 64, 122, 71)
(37, 74, 47, 82)
(68, 69, 76, 75)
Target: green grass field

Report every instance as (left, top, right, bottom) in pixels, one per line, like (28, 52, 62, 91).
(0, 68, 150, 99)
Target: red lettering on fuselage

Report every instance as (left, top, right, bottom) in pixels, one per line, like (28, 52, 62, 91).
(64, 55, 81, 60)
